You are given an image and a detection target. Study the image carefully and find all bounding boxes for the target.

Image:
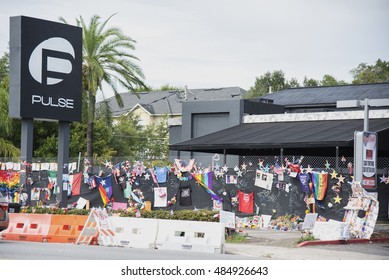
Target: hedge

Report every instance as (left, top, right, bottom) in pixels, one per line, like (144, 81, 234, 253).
(20, 206, 220, 222)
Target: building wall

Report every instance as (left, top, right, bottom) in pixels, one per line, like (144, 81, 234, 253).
(132, 107, 152, 126)
(169, 125, 182, 160)
(181, 99, 244, 142)
(177, 99, 244, 165)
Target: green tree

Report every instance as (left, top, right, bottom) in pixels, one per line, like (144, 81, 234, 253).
(156, 84, 183, 91)
(142, 115, 169, 160)
(246, 70, 296, 98)
(351, 59, 389, 84)
(69, 122, 87, 157)
(110, 113, 169, 161)
(320, 74, 347, 86)
(34, 119, 115, 159)
(0, 52, 9, 83)
(61, 14, 146, 159)
(303, 76, 320, 87)
(111, 114, 143, 158)
(33, 121, 59, 158)
(0, 52, 19, 157)
(0, 86, 20, 157)
(33, 133, 58, 158)
(286, 77, 300, 88)
(93, 118, 116, 157)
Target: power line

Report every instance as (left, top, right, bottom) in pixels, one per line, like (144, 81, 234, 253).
(112, 134, 168, 140)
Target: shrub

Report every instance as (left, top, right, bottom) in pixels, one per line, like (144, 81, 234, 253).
(20, 206, 219, 222)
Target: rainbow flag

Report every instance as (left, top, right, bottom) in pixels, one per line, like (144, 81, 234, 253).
(98, 185, 110, 206)
(0, 170, 20, 188)
(95, 175, 113, 198)
(193, 172, 222, 202)
(311, 172, 328, 201)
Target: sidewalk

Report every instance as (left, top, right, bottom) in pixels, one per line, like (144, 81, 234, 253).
(224, 222, 389, 260)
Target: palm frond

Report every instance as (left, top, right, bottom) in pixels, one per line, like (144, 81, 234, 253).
(0, 138, 20, 158)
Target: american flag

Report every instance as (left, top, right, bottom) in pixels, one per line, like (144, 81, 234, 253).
(88, 176, 97, 189)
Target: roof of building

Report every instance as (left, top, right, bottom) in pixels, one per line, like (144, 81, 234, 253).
(170, 83, 389, 156)
(170, 118, 389, 155)
(259, 82, 389, 108)
(98, 87, 246, 117)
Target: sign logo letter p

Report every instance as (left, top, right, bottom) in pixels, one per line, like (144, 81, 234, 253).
(28, 37, 75, 85)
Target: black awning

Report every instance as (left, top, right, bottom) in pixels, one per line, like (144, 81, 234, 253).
(170, 119, 389, 155)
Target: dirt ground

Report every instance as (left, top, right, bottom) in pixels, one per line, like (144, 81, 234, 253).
(371, 229, 389, 238)
(238, 223, 389, 248)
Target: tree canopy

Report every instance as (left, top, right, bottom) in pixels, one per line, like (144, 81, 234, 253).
(61, 14, 146, 159)
(351, 59, 389, 84)
(246, 59, 389, 99)
(0, 52, 20, 157)
(245, 70, 300, 98)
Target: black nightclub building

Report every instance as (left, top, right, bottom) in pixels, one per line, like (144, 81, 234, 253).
(169, 83, 389, 220)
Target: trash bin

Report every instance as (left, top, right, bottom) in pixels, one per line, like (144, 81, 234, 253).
(8, 203, 21, 213)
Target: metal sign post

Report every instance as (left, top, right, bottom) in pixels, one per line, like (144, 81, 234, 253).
(354, 131, 377, 189)
(20, 118, 34, 204)
(57, 121, 70, 208)
(337, 98, 389, 189)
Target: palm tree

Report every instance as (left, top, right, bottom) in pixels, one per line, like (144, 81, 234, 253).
(61, 14, 146, 159)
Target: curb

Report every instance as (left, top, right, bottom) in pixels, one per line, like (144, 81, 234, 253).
(297, 237, 389, 247)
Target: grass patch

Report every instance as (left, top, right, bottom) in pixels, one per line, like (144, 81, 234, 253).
(226, 232, 248, 243)
(297, 235, 316, 244)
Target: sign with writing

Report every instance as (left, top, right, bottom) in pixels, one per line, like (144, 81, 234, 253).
(301, 213, 318, 230)
(9, 16, 82, 122)
(220, 210, 235, 229)
(354, 131, 377, 189)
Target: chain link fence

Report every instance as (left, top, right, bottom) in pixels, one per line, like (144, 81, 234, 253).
(171, 153, 389, 175)
(1, 154, 389, 174)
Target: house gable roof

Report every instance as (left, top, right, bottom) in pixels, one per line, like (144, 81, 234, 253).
(98, 87, 246, 117)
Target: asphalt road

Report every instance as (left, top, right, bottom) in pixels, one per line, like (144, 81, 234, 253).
(1, 237, 388, 280)
(1, 235, 388, 260)
(0, 239, 254, 260)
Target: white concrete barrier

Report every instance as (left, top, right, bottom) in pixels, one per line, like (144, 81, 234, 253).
(110, 216, 159, 249)
(312, 220, 350, 240)
(155, 219, 225, 254)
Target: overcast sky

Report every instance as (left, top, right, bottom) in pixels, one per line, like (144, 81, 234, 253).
(1, 0, 388, 95)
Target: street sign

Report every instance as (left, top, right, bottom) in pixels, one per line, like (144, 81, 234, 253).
(354, 131, 377, 189)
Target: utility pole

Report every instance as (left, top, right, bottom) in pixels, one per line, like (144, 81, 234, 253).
(337, 98, 389, 189)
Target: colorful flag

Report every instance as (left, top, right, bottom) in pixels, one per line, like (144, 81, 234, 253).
(95, 175, 113, 198)
(48, 171, 58, 195)
(88, 176, 97, 189)
(69, 172, 82, 196)
(311, 172, 328, 201)
(0, 170, 20, 188)
(273, 162, 284, 175)
(98, 184, 110, 206)
(193, 172, 222, 202)
(113, 163, 121, 176)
